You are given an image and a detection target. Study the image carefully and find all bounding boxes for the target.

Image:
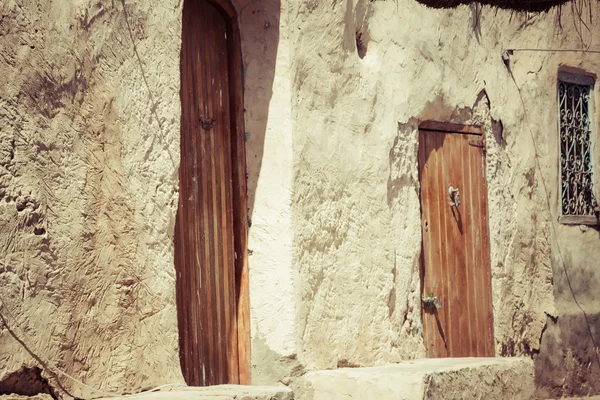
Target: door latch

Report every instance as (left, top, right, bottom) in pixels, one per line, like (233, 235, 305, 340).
(199, 116, 217, 130)
(422, 293, 443, 309)
(448, 186, 460, 207)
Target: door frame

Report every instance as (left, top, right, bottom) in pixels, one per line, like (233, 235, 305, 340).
(216, 0, 251, 384)
(181, 0, 250, 384)
(417, 120, 495, 357)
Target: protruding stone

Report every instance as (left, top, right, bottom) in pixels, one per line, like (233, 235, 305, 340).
(295, 358, 534, 400)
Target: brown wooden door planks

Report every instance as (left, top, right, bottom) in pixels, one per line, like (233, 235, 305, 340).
(175, 0, 244, 386)
(418, 124, 494, 358)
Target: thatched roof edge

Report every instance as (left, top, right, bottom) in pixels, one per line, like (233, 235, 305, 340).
(415, 0, 570, 12)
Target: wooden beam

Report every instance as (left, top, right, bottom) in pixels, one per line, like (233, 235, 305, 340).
(559, 215, 599, 225)
(420, 120, 483, 135)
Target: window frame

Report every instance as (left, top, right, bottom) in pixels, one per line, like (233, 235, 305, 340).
(557, 71, 598, 226)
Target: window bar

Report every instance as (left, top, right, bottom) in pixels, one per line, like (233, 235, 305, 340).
(559, 79, 596, 217)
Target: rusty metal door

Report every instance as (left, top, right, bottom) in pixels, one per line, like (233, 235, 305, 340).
(418, 121, 494, 358)
(175, 0, 239, 385)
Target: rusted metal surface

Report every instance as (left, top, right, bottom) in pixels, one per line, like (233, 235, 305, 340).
(418, 125, 494, 358)
(175, 0, 240, 386)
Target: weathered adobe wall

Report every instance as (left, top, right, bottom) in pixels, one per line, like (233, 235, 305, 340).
(286, 1, 600, 396)
(0, 0, 185, 397)
(238, 0, 301, 385)
(2, 0, 600, 397)
(0, 0, 297, 396)
(535, 52, 600, 397)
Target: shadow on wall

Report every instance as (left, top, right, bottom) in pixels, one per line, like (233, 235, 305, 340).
(535, 303, 600, 398)
(237, 0, 280, 220)
(535, 244, 600, 398)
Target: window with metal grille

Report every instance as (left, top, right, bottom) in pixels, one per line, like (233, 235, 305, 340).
(558, 72, 597, 225)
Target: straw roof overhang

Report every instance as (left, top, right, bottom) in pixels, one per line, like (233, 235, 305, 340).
(415, 0, 569, 11)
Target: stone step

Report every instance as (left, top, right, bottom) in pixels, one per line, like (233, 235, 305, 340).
(548, 397, 600, 399)
(295, 357, 534, 400)
(101, 385, 293, 400)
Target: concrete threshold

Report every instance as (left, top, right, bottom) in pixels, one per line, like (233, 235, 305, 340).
(548, 398, 600, 400)
(296, 357, 535, 400)
(101, 385, 293, 400)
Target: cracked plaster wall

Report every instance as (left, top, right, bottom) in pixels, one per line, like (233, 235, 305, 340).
(0, 0, 296, 395)
(0, 0, 184, 397)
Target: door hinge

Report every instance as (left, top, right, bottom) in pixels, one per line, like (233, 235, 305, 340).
(468, 137, 486, 152)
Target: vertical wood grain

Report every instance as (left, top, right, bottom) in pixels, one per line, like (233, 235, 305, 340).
(465, 135, 480, 356)
(418, 131, 433, 356)
(435, 133, 450, 357)
(450, 134, 469, 356)
(418, 126, 494, 358)
(228, 20, 251, 384)
(175, 0, 246, 386)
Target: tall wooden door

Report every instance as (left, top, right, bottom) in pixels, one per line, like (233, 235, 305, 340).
(418, 122, 494, 358)
(175, 0, 244, 386)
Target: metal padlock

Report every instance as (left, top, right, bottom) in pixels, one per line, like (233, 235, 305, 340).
(422, 293, 442, 309)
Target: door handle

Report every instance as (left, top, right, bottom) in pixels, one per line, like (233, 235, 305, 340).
(199, 116, 216, 130)
(422, 293, 443, 309)
(448, 186, 460, 207)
